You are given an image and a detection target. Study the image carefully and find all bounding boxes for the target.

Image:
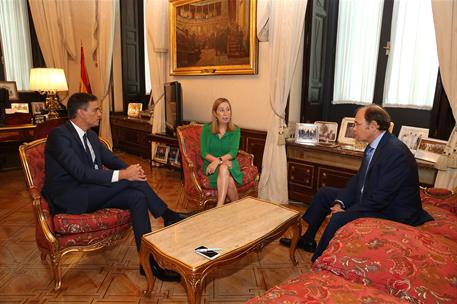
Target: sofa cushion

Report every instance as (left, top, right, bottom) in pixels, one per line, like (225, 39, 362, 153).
(313, 218, 457, 304)
(420, 204, 457, 243)
(245, 270, 407, 304)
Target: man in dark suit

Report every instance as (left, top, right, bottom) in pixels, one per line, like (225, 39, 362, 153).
(280, 104, 433, 261)
(42, 93, 186, 281)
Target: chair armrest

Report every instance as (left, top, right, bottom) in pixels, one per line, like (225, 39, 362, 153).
(237, 150, 255, 167)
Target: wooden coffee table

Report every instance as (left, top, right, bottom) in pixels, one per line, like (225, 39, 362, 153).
(140, 196, 303, 304)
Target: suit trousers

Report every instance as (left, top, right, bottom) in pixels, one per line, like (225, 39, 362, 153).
(86, 180, 167, 250)
(304, 186, 391, 262)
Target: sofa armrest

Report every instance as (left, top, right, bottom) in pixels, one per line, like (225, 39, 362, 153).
(420, 187, 457, 215)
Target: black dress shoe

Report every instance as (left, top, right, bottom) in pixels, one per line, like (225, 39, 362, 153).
(164, 212, 191, 227)
(139, 257, 180, 282)
(279, 237, 317, 253)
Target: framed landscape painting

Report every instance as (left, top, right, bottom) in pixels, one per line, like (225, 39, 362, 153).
(169, 0, 258, 75)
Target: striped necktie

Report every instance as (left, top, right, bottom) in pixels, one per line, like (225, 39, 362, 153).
(360, 146, 374, 194)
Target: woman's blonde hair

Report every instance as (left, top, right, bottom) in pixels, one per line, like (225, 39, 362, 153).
(211, 97, 236, 134)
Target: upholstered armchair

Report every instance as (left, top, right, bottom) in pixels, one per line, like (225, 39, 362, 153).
(19, 137, 132, 290)
(177, 123, 259, 210)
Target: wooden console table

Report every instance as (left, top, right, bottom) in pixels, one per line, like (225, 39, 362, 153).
(0, 124, 36, 170)
(110, 114, 152, 158)
(287, 141, 438, 204)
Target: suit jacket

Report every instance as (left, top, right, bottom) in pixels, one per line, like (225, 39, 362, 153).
(337, 132, 432, 226)
(42, 122, 127, 214)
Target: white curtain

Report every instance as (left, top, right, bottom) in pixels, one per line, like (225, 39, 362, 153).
(145, 0, 168, 159)
(431, 0, 457, 190)
(0, 0, 33, 90)
(383, 0, 438, 109)
(88, 0, 117, 144)
(258, 0, 307, 203)
(332, 0, 383, 104)
(29, 0, 77, 103)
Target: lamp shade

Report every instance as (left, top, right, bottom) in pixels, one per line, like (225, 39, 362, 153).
(29, 68, 68, 91)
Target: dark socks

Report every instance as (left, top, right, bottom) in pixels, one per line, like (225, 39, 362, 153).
(162, 208, 181, 222)
(301, 226, 318, 243)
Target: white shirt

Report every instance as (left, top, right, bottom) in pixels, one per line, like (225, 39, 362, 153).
(70, 121, 119, 182)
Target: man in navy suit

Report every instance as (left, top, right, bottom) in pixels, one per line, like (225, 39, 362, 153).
(280, 104, 433, 261)
(42, 93, 185, 281)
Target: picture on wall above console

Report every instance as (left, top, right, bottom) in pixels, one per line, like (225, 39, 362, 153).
(295, 123, 319, 144)
(127, 102, 142, 118)
(415, 138, 448, 163)
(169, 0, 258, 76)
(314, 121, 338, 143)
(154, 144, 170, 164)
(398, 125, 429, 152)
(0, 81, 19, 101)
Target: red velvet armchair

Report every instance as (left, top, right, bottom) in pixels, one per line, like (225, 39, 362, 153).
(19, 137, 132, 290)
(177, 123, 259, 210)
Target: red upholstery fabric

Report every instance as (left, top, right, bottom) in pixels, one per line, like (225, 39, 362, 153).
(178, 124, 259, 209)
(53, 208, 132, 234)
(245, 271, 407, 304)
(313, 218, 457, 304)
(420, 187, 457, 215)
(24, 142, 46, 191)
(57, 223, 131, 248)
(420, 204, 457, 243)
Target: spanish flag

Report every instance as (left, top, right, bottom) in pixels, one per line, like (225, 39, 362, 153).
(80, 46, 92, 94)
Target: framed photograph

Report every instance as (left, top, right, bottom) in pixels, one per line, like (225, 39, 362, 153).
(314, 121, 338, 143)
(398, 126, 429, 152)
(415, 138, 448, 163)
(10, 102, 29, 113)
(295, 123, 319, 144)
(168, 146, 181, 167)
(154, 144, 170, 164)
(0, 81, 19, 101)
(337, 117, 356, 145)
(31, 102, 46, 115)
(127, 102, 142, 118)
(169, 0, 258, 76)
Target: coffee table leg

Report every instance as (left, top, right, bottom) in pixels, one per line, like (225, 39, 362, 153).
(139, 246, 155, 297)
(184, 273, 204, 304)
(289, 220, 302, 265)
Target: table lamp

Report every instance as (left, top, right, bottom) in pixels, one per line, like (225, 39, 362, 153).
(29, 68, 68, 119)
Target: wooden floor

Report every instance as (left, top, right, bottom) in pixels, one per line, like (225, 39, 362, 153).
(0, 151, 313, 303)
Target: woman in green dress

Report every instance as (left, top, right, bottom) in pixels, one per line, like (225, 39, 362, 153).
(200, 98, 243, 207)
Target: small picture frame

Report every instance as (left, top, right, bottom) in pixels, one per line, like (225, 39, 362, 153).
(154, 144, 170, 164)
(31, 101, 46, 115)
(338, 117, 356, 145)
(10, 102, 29, 113)
(398, 126, 429, 152)
(127, 102, 143, 118)
(415, 138, 448, 163)
(34, 114, 46, 124)
(168, 147, 181, 167)
(314, 121, 338, 143)
(295, 123, 319, 144)
(0, 81, 19, 101)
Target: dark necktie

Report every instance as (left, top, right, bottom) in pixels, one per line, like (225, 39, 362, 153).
(360, 145, 375, 194)
(83, 133, 95, 167)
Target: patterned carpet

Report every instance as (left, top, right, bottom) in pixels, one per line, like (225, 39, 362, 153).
(0, 151, 312, 303)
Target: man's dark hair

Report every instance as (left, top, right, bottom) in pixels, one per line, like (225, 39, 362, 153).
(356, 104, 391, 131)
(67, 93, 97, 119)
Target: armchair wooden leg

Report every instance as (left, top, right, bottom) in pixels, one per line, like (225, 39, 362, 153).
(50, 253, 62, 290)
(40, 252, 48, 264)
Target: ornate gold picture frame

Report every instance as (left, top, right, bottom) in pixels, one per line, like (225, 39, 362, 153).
(169, 0, 258, 76)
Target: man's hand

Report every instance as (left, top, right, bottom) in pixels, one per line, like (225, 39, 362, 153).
(119, 164, 146, 181)
(329, 202, 344, 216)
(206, 159, 219, 175)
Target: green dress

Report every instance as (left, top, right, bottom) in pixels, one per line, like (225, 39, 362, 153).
(200, 123, 243, 188)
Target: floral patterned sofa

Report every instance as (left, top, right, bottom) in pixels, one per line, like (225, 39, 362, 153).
(246, 188, 457, 304)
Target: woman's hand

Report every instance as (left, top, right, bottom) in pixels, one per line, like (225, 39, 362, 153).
(222, 159, 232, 169)
(206, 159, 220, 175)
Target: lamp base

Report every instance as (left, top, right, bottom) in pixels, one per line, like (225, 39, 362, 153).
(45, 95, 60, 119)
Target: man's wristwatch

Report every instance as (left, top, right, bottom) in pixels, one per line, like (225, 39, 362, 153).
(218, 157, 223, 165)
